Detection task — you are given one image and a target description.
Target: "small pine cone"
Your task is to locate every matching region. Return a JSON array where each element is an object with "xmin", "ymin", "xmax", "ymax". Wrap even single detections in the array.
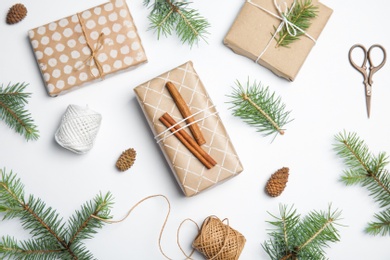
[
  {"xmin": 116, "ymin": 148, "xmax": 136, "ymax": 172},
  {"xmin": 265, "ymin": 167, "xmax": 289, "ymax": 197},
  {"xmin": 6, "ymin": 4, "xmax": 28, "ymax": 24}
]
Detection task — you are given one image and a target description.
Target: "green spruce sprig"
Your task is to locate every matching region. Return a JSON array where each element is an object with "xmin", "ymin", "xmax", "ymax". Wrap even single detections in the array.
[
  {"xmin": 0, "ymin": 168, "xmax": 113, "ymax": 259},
  {"xmin": 227, "ymin": 80, "xmax": 292, "ymax": 138},
  {"xmin": 0, "ymin": 82, "xmax": 39, "ymax": 141},
  {"xmin": 262, "ymin": 204, "xmax": 343, "ymax": 260},
  {"xmin": 334, "ymin": 131, "xmax": 390, "ymax": 236},
  {"xmin": 275, "ymin": 0, "xmax": 318, "ymax": 47},
  {"xmin": 143, "ymin": 0, "xmax": 210, "ymax": 47}
]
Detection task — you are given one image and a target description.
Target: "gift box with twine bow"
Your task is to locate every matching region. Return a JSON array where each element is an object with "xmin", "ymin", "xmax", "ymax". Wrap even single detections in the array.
[
  {"xmin": 134, "ymin": 61, "xmax": 243, "ymax": 197},
  {"xmin": 28, "ymin": 0, "xmax": 147, "ymax": 96},
  {"xmin": 224, "ymin": 0, "xmax": 333, "ymax": 81}
]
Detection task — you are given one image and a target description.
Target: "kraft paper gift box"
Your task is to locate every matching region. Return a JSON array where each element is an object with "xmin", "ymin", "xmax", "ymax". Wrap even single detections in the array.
[
  {"xmin": 224, "ymin": 0, "xmax": 333, "ymax": 81},
  {"xmin": 134, "ymin": 61, "xmax": 243, "ymax": 197},
  {"xmin": 28, "ymin": 0, "xmax": 147, "ymax": 96}
]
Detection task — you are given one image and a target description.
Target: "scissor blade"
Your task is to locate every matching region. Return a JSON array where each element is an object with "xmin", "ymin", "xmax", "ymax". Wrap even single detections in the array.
[{"xmin": 366, "ymin": 95, "xmax": 371, "ymax": 118}]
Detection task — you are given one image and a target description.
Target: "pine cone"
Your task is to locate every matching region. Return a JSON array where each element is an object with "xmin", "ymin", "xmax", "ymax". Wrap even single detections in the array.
[
  {"xmin": 265, "ymin": 167, "xmax": 289, "ymax": 197},
  {"xmin": 6, "ymin": 3, "xmax": 27, "ymax": 24},
  {"xmin": 116, "ymin": 148, "xmax": 136, "ymax": 172}
]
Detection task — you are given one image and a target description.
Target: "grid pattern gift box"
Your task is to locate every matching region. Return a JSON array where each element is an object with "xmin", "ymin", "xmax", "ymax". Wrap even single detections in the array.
[
  {"xmin": 134, "ymin": 61, "xmax": 243, "ymax": 197},
  {"xmin": 28, "ymin": 0, "xmax": 147, "ymax": 96},
  {"xmin": 224, "ymin": 0, "xmax": 333, "ymax": 81}
]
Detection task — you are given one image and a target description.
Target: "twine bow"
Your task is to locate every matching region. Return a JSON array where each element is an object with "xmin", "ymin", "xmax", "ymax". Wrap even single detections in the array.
[
  {"xmin": 246, "ymin": 0, "xmax": 316, "ymax": 62},
  {"xmin": 75, "ymin": 13, "xmax": 107, "ymax": 79},
  {"xmin": 274, "ymin": 0, "xmax": 313, "ymax": 40}
]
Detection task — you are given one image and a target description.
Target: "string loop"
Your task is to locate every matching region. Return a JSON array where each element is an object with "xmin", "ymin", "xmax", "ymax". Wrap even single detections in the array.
[{"xmin": 92, "ymin": 195, "xmax": 199, "ymax": 259}]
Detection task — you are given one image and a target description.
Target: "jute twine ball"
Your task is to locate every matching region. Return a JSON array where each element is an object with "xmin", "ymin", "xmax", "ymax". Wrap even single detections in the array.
[
  {"xmin": 55, "ymin": 105, "xmax": 102, "ymax": 154},
  {"xmin": 192, "ymin": 216, "xmax": 246, "ymax": 260}
]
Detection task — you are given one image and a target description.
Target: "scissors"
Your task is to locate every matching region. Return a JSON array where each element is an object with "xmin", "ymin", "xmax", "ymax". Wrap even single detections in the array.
[{"xmin": 348, "ymin": 44, "xmax": 387, "ymax": 118}]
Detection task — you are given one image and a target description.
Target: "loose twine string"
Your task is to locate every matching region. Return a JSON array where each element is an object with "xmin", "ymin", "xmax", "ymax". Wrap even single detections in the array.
[
  {"xmin": 155, "ymin": 105, "xmax": 218, "ymax": 144},
  {"xmin": 91, "ymin": 195, "xmax": 197, "ymax": 259},
  {"xmin": 75, "ymin": 13, "xmax": 107, "ymax": 79},
  {"xmin": 91, "ymin": 195, "xmax": 246, "ymax": 260},
  {"xmin": 246, "ymin": 0, "xmax": 317, "ymax": 63}
]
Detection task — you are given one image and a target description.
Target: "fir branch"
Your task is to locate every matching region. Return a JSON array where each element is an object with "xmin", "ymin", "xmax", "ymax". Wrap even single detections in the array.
[
  {"xmin": 295, "ymin": 205, "xmax": 342, "ymax": 252},
  {"xmin": 67, "ymin": 192, "xmax": 113, "ymax": 246},
  {"xmin": 366, "ymin": 208, "xmax": 390, "ymax": 236},
  {"xmin": 262, "ymin": 204, "xmax": 342, "ymax": 260},
  {"xmin": 262, "ymin": 205, "xmax": 300, "ymax": 259},
  {"xmin": 366, "ymin": 169, "xmax": 390, "ymax": 208},
  {"xmin": 0, "ymin": 82, "xmax": 39, "ymax": 141},
  {"xmin": 275, "ymin": 0, "xmax": 318, "ymax": 47},
  {"xmin": 226, "ymin": 79, "xmax": 292, "ymax": 138},
  {"xmin": 334, "ymin": 131, "xmax": 376, "ymax": 175},
  {"xmin": 334, "ymin": 132, "xmax": 390, "ymax": 207},
  {"xmin": 0, "ymin": 82, "xmax": 30, "ymax": 105},
  {"xmin": 0, "ymin": 169, "xmax": 75, "ymax": 258},
  {"xmin": 144, "ymin": 0, "xmax": 209, "ymax": 47},
  {"xmin": 0, "ymin": 169, "xmax": 114, "ymax": 259},
  {"xmin": 334, "ymin": 131, "xmax": 390, "ymax": 236},
  {"xmin": 0, "ymin": 236, "xmax": 64, "ymax": 260}
]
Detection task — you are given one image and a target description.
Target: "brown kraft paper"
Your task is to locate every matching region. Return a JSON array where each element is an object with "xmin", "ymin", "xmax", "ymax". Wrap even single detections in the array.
[
  {"xmin": 28, "ymin": 0, "xmax": 147, "ymax": 96},
  {"xmin": 134, "ymin": 61, "xmax": 243, "ymax": 197},
  {"xmin": 224, "ymin": 0, "xmax": 333, "ymax": 81}
]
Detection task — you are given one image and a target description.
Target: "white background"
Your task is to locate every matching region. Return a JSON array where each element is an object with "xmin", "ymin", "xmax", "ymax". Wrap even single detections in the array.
[{"xmin": 1, "ymin": 0, "xmax": 390, "ymax": 259}]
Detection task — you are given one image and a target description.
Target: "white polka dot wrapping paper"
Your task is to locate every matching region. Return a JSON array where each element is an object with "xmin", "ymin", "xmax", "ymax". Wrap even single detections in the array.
[
  {"xmin": 134, "ymin": 61, "xmax": 244, "ymax": 197},
  {"xmin": 28, "ymin": 0, "xmax": 147, "ymax": 96}
]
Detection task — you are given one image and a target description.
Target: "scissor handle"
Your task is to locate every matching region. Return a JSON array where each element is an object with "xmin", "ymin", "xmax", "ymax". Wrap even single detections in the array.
[
  {"xmin": 349, "ymin": 44, "xmax": 368, "ymax": 79},
  {"xmin": 349, "ymin": 44, "xmax": 370, "ymax": 86},
  {"xmin": 367, "ymin": 44, "xmax": 387, "ymax": 85}
]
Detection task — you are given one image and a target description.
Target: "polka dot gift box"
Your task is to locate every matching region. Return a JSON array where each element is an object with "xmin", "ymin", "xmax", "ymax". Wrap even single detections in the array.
[{"xmin": 28, "ymin": 0, "xmax": 147, "ymax": 96}]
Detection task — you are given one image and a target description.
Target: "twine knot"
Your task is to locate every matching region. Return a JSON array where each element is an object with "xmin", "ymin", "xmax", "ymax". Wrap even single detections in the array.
[
  {"xmin": 85, "ymin": 32, "xmax": 106, "ymax": 78},
  {"xmin": 275, "ymin": 0, "xmax": 299, "ymax": 37},
  {"xmin": 75, "ymin": 13, "xmax": 108, "ymax": 79},
  {"xmin": 192, "ymin": 216, "xmax": 246, "ymax": 260}
]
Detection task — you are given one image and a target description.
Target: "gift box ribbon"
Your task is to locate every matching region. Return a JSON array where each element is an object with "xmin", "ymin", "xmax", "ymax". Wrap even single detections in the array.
[
  {"xmin": 75, "ymin": 13, "xmax": 108, "ymax": 79},
  {"xmin": 155, "ymin": 105, "xmax": 218, "ymax": 143},
  {"xmin": 246, "ymin": 0, "xmax": 317, "ymax": 63}
]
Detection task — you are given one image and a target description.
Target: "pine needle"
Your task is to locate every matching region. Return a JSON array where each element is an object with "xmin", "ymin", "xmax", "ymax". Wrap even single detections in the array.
[
  {"xmin": 275, "ymin": 0, "xmax": 318, "ymax": 47},
  {"xmin": 334, "ymin": 131, "xmax": 390, "ymax": 236},
  {"xmin": 144, "ymin": 0, "xmax": 210, "ymax": 47},
  {"xmin": 226, "ymin": 79, "xmax": 292, "ymax": 139},
  {"xmin": 0, "ymin": 82, "xmax": 39, "ymax": 141}
]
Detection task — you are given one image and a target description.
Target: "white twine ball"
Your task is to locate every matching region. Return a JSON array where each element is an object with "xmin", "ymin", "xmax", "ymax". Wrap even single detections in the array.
[{"xmin": 55, "ymin": 104, "xmax": 102, "ymax": 154}]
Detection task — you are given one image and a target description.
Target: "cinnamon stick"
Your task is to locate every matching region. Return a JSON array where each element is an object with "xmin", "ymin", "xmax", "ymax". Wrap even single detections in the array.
[
  {"xmin": 165, "ymin": 81, "xmax": 206, "ymax": 145},
  {"xmin": 159, "ymin": 112, "xmax": 217, "ymax": 169}
]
